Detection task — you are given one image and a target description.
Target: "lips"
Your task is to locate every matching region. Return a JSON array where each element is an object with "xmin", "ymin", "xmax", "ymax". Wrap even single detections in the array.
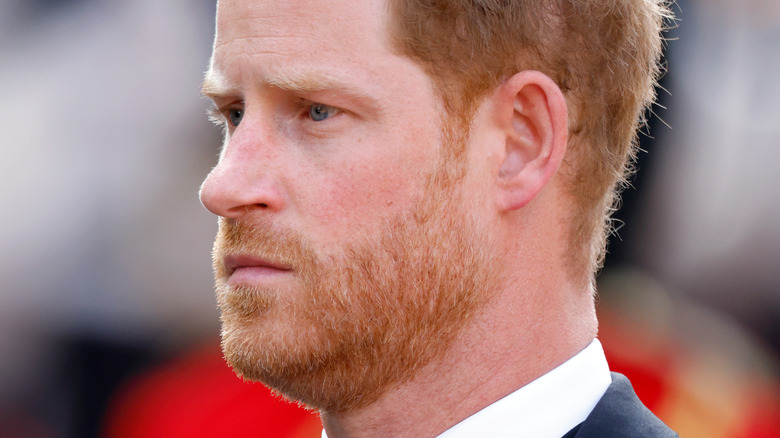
[{"xmin": 223, "ymin": 254, "xmax": 293, "ymax": 283}]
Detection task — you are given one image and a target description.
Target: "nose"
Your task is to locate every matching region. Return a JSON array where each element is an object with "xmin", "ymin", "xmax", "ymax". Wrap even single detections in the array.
[{"xmin": 199, "ymin": 130, "xmax": 285, "ymax": 219}]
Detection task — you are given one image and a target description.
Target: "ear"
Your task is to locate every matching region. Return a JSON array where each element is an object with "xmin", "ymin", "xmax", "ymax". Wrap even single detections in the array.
[{"xmin": 492, "ymin": 71, "xmax": 568, "ymax": 212}]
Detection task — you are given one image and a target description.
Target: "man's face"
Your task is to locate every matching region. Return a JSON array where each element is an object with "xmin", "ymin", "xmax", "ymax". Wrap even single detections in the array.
[{"xmin": 200, "ymin": 0, "xmax": 498, "ymax": 411}]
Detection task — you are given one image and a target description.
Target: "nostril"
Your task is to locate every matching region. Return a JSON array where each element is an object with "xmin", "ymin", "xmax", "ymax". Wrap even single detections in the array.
[{"xmin": 241, "ymin": 203, "xmax": 269, "ymax": 213}]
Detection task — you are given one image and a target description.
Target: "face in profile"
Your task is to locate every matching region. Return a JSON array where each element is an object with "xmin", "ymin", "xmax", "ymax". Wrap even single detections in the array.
[{"xmin": 202, "ymin": 0, "xmax": 500, "ymax": 411}]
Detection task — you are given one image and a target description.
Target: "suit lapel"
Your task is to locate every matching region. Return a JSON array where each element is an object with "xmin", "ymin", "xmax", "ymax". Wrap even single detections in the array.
[{"xmin": 563, "ymin": 373, "xmax": 678, "ymax": 438}]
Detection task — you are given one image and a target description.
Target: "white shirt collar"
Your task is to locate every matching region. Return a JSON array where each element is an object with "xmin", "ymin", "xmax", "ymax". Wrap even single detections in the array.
[
  {"xmin": 438, "ymin": 338, "xmax": 611, "ymax": 438},
  {"xmin": 322, "ymin": 339, "xmax": 611, "ymax": 438}
]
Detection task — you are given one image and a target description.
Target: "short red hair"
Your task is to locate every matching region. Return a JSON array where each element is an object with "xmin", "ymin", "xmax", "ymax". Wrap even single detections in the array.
[{"xmin": 389, "ymin": 0, "xmax": 671, "ymax": 278}]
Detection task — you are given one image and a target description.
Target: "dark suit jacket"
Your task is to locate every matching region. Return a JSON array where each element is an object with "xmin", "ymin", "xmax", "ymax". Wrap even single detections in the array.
[{"xmin": 562, "ymin": 373, "xmax": 678, "ymax": 438}]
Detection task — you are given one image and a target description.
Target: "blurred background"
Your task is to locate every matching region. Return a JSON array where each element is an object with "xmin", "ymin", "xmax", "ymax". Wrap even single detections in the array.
[{"xmin": 0, "ymin": 1, "xmax": 777, "ymax": 437}]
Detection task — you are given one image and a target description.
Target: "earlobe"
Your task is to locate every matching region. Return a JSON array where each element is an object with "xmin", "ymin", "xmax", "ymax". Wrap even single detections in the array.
[{"xmin": 494, "ymin": 71, "xmax": 568, "ymax": 212}]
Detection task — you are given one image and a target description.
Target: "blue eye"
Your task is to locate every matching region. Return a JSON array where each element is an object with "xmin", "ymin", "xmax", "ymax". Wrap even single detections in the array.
[
  {"xmin": 309, "ymin": 103, "xmax": 336, "ymax": 122},
  {"xmin": 228, "ymin": 108, "xmax": 244, "ymax": 127}
]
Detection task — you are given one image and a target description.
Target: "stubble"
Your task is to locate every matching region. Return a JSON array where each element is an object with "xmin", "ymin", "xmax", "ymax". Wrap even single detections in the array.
[{"xmin": 212, "ymin": 132, "xmax": 498, "ymax": 412}]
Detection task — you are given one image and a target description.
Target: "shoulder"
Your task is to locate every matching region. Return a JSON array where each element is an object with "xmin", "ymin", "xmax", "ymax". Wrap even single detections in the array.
[{"xmin": 568, "ymin": 373, "xmax": 678, "ymax": 438}]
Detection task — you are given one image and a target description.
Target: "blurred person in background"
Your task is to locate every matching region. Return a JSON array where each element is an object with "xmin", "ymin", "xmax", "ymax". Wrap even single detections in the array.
[{"xmin": 198, "ymin": 0, "xmax": 675, "ymax": 437}]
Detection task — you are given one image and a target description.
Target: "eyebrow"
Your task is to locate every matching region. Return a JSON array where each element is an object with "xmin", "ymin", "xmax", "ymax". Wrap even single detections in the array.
[
  {"xmin": 201, "ymin": 69, "xmax": 237, "ymax": 99},
  {"xmin": 202, "ymin": 67, "xmax": 381, "ymax": 114},
  {"xmin": 266, "ymin": 71, "xmax": 357, "ymax": 94}
]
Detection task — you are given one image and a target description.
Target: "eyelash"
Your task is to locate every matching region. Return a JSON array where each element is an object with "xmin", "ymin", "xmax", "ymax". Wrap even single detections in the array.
[
  {"xmin": 206, "ymin": 100, "xmax": 342, "ymax": 133},
  {"xmin": 207, "ymin": 106, "xmax": 229, "ymax": 136},
  {"xmin": 207, "ymin": 106, "xmax": 224, "ymax": 125},
  {"xmin": 207, "ymin": 105, "xmax": 244, "ymax": 134}
]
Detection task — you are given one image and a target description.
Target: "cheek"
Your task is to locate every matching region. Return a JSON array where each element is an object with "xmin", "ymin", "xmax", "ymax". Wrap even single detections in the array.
[
  {"xmin": 320, "ymin": 164, "xmax": 416, "ymax": 227},
  {"xmin": 291, "ymin": 104, "xmax": 443, "ymax": 247},
  {"xmin": 295, "ymin": 152, "xmax": 429, "ymax": 248}
]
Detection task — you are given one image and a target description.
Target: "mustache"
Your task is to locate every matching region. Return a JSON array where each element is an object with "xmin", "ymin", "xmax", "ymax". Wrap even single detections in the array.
[{"xmin": 213, "ymin": 218, "xmax": 316, "ymax": 279}]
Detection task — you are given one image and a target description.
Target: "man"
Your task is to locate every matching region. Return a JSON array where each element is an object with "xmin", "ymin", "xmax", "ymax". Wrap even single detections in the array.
[{"xmin": 199, "ymin": 0, "xmax": 677, "ymax": 436}]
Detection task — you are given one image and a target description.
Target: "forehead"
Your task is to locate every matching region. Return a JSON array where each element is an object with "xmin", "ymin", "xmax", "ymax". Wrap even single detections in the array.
[
  {"xmin": 216, "ymin": 0, "xmax": 387, "ymax": 43},
  {"xmin": 212, "ymin": 0, "xmax": 395, "ymax": 85}
]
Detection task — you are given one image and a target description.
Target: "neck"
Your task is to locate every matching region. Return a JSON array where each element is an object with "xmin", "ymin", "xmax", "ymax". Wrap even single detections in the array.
[
  {"xmin": 322, "ymin": 186, "xmax": 598, "ymax": 437},
  {"xmin": 320, "ymin": 277, "xmax": 597, "ymax": 438}
]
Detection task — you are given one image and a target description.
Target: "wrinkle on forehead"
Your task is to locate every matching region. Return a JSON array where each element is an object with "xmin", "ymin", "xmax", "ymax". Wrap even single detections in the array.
[{"xmin": 215, "ymin": 0, "xmax": 390, "ymax": 50}]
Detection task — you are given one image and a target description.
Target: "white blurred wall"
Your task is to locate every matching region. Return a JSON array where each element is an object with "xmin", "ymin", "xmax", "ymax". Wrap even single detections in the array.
[{"xmin": 0, "ymin": 0, "xmax": 222, "ymax": 400}]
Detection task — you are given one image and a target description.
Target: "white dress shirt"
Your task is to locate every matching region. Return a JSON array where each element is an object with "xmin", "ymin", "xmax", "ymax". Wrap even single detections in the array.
[{"xmin": 322, "ymin": 339, "xmax": 611, "ymax": 438}]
